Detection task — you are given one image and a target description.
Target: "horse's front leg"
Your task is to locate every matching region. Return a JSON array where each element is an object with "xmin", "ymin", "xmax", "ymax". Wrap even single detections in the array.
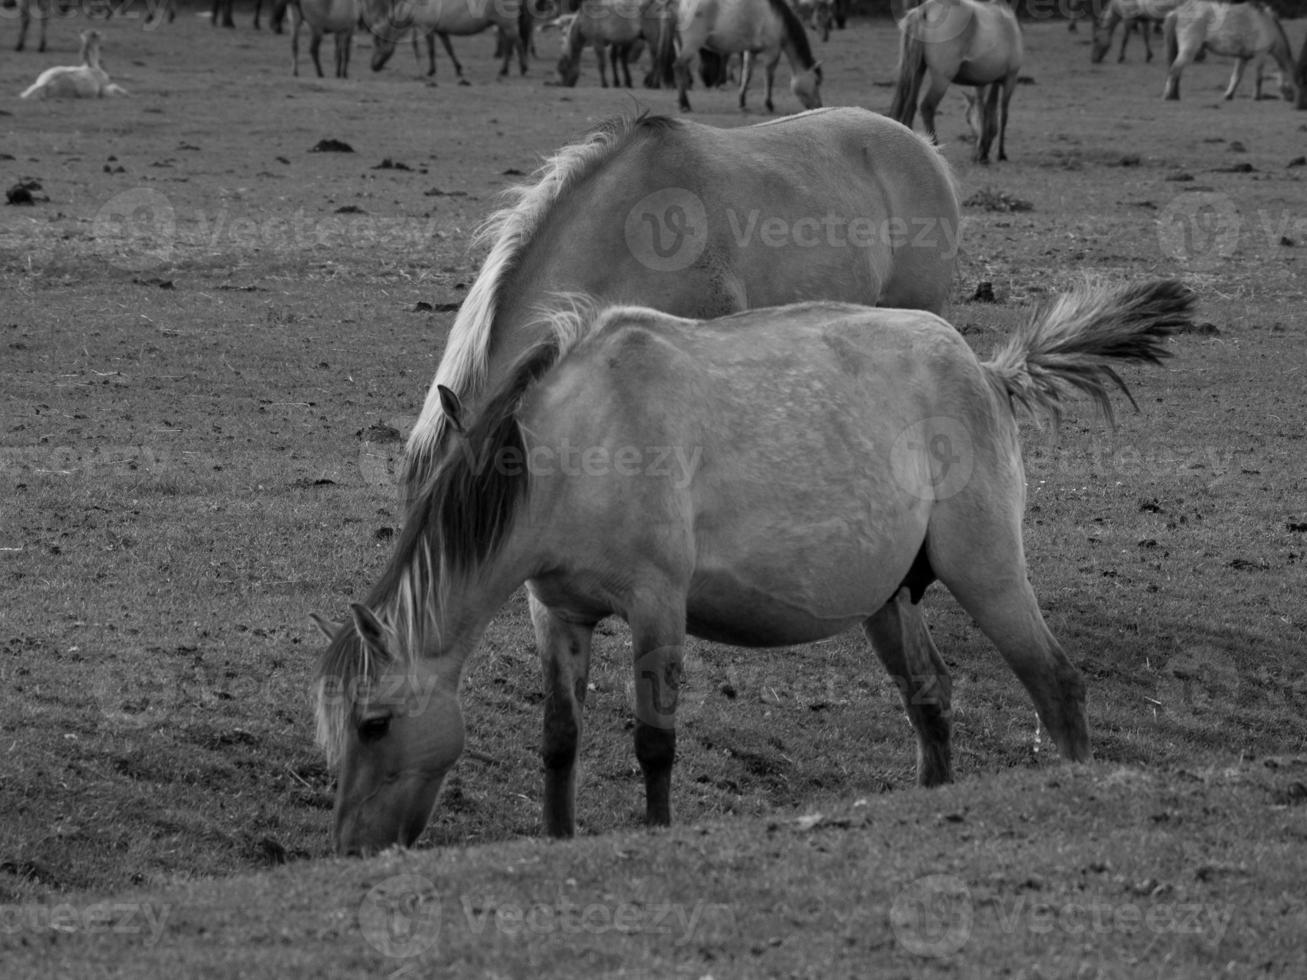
[
  {"xmin": 762, "ymin": 54, "xmax": 780, "ymax": 113},
  {"xmin": 864, "ymin": 588, "xmax": 953, "ymax": 787},
  {"xmin": 629, "ymin": 601, "xmax": 686, "ymax": 827},
  {"xmin": 997, "ymin": 74, "xmax": 1017, "ymax": 162},
  {"xmin": 309, "ymin": 30, "xmax": 326, "ymax": 78},
  {"xmin": 1117, "ymin": 20, "xmax": 1129, "ymax": 62},
  {"xmin": 532, "ymin": 594, "xmax": 596, "ymax": 838},
  {"xmin": 1142, "ymin": 19, "xmax": 1153, "ymax": 61},
  {"xmin": 674, "ymin": 51, "xmax": 694, "ymax": 111},
  {"xmin": 1163, "ymin": 41, "xmax": 1196, "ymax": 99},
  {"xmin": 596, "ymin": 43, "xmax": 610, "ymax": 87},
  {"xmin": 738, "ymin": 51, "xmax": 754, "ymax": 110},
  {"xmin": 1224, "ymin": 56, "xmax": 1247, "ymax": 100}
]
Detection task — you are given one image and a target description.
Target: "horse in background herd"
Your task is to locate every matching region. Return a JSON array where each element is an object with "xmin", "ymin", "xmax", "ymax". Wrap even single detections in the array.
[
  {"xmin": 1091, "ymin": 0, "xmax": 1178, "ymax": 63},
  {"xmin": 551, "ymin": 0, "xmax": 674, "ymax": 89},
  {"xmin": 19, "ymin": 27, "xmax": 129, "ymax": 96},
  {"xmin": 888, "ymin": 0, "xmax": 1023, "ymax": 163},
  {"xmin": 363, "ymin": 0, "xmax": 532, "ymax": 79},
  {"xmin": 673, "ymin": 0, "xmax": 822, "ymax": 112},
  {"xmin": 1162, "ymin": 0, "xmax": 1297, "ymax": 102}
]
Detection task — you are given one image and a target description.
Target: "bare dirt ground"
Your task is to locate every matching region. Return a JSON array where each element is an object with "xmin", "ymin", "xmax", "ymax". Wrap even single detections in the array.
[{"xmin": 1, "ymin": 4, "xmax": 1306, "ymax": 976}]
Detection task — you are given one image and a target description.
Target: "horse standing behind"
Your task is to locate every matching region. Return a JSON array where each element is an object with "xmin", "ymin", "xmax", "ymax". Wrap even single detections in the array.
[
  {"xmin": 313, "ymin": 278, "xmax": 1195, "ymax": 856},
  {"xmin": 1091, "ymin": 0, "xmax": 1179, "ymax": 63},
  {"xmin": 1162, "ymin": 0, "xmax": 1297, "ymax": 101},
  {"xmin": 888, "ymin": 0, "xmax": 1023, "ymax": 163},
  {"xmin": 674, "ymin": 0, "xmax": 822, "ymax": 112},
  {"xmin": 363, "ymin": 0, "xmax": 530, "ymax": 79},
  {"xmin": 20, "ymin": 29, "xmax": 129, "ymax": 98}
]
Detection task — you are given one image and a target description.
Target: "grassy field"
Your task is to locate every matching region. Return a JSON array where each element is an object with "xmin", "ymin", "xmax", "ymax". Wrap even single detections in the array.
[{"xmin": 1, "ymin": 3, "xmax": 1306, "ymax": 976}]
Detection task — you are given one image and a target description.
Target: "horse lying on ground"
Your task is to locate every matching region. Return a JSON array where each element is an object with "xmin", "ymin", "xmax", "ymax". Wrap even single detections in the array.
[
  {"xmin": 20, "ymin": 29, "xmax": 129, "ymax": 98},
  {"xmin": 313, "ymin": 278, "xmax": 1196, "ymax": 855},
  {"xmin": 1162, "ymin": 0, "xmax": 1297, "ymax": 101}
]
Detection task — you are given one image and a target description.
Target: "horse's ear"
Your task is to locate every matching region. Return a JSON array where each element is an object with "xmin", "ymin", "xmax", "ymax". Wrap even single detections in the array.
[
  {"xmin": 349, "ymin": 603, "xmax": 390, "ymax": 657},
  {"xmin": 438, "ymin": 385, "xmax": 466, "ymax": 434},
  {"xmin": 310, "ymin": 613, "xmax": 343, "ymax": 641}
]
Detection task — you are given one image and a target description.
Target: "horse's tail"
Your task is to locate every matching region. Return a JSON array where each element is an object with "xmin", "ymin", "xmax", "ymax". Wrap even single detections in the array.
[
  {"xmin": 982, "ymin": 280, "xmax": 1194, "ymax": 427},
  {"xmin": 888, "ymin": 14, "xmax": 926, "ymax": 127},
  {"xmin": 1164, "ymin": 8, "xmax": 1177, "ymax": 66}
]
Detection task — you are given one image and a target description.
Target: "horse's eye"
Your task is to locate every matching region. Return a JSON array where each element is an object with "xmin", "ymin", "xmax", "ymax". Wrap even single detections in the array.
[{"xmin": 358, "ymin": 716, "xmax": 391, "ymax": 742}]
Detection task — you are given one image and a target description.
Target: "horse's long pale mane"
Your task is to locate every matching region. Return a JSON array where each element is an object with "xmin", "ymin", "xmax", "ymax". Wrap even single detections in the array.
[
  {"xmin": 766, "ymin": 0, "xmax": 818, "ymax": 69},
  {"xmin": 314, "ymin": 300, "xmax": 601, "ymax": 766},
  {"xmin": 401, "ymin": 113, "xmax": 680, "ymax": 504}
]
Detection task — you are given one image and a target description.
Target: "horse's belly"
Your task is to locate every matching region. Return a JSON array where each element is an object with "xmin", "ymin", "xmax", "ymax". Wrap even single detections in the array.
[{"xmin": 685, "ymin": 549, "xmax": 913, "ymax": 647}]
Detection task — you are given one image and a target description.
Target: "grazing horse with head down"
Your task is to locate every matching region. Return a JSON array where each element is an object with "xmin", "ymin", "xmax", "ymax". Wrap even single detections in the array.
[
  {"xmin": 308, "ymin": 106, "xmax": 969, "ymax": 854},
  {"xmin": 673, "ymin": 0, "xmax": 823, "ymax": 112},
  {"xmin": 1162, "ymin": 0, "xmax": 1297, "ymax": 102},
  {"xmin": 1091, "ymin": 0, "xmax": 1179, "ymax": 63},
  {"xmin": 312, "ymin": 277, "xmax": 1194, "ymax": 855},
  {"xmin": 363, "ymin": 0, "xmax": 531, "ymax": 79}
]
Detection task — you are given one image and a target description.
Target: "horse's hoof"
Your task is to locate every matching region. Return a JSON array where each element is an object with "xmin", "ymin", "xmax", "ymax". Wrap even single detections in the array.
[{"xmin": 458, "ymin": 78, "xmax": 471, "ymax": 87}]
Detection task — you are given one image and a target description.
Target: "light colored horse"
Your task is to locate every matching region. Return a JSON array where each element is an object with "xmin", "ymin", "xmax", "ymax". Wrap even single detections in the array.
[
  {"xmin": 674, "ymin": 0, "xmax": 822, "ymax": 113},
  {"xmin": 1091, "ymin": 0, "xmax": 1179, "ymax": 63},
  {"xmin": 364, "ymin": 0, "xmax": 530, "ymax": 79},
  {"xmin": 20, "ymin": 29, "xmax": 129, "ymax": 98},
  {"xmin": 313, "ymin": 278, "xmax": 1194, "ymax": 855},
  {"xmin": 1162, "ymin": 0, "xmax": 1297, "ymax": 102},
  {"xmin": 290, "ymin": 0, "xmax": 361, "ymax": 77},
  {"xmin": 888, "ymin": 0, "xmax": 1023, "ymax": 163},
  {"xmin": 553, "ymin": 0, "xmax": 669, "ymax": 88}
]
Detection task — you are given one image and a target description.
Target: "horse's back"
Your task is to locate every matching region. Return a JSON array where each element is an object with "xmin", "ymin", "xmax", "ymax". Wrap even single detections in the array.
[
  {"xmin": 522, "ymin": 303, "xmax": 995, "ymax": 634},
  {"xmin": 627, "ymin": 109, "xmax": 959, "ymax": 311}
]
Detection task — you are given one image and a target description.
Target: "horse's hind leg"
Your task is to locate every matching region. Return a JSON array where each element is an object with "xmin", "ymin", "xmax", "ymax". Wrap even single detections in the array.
[
  {"xmin": 997, "ymin": 73, "xmax": 1018, "ymax": 162},
  {"xmin": 310, "ymin": 31, "xmax": 326, "ymax": 78},
  {"xmin": 531, "ymin": 593, "xmax": 596, "ymax": 838},
  {"xmin": 1223, "ymin": 56, "xmax": 1248, "ymax": 99},
  {"xmin": 627, "ymin": 597, "xmax": 687, "ymax": 827},
  {"xmin": 863, "ymin": 589, "xmax": 952, "ymax": 787},
  {"xmin": 438, "ymin": 34, "xmax": 467, "ymax": 84},
  {"xmin": 930, "ymin": 493, "xmax": 1090, "ymax": 762},
  {"xmin": 1142, "ymin": 20, "xmax": 1154, "ymax": 62},
  {"xmin": 918, "ymin": 73, "xmax": 951, "ymax": 145}
]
